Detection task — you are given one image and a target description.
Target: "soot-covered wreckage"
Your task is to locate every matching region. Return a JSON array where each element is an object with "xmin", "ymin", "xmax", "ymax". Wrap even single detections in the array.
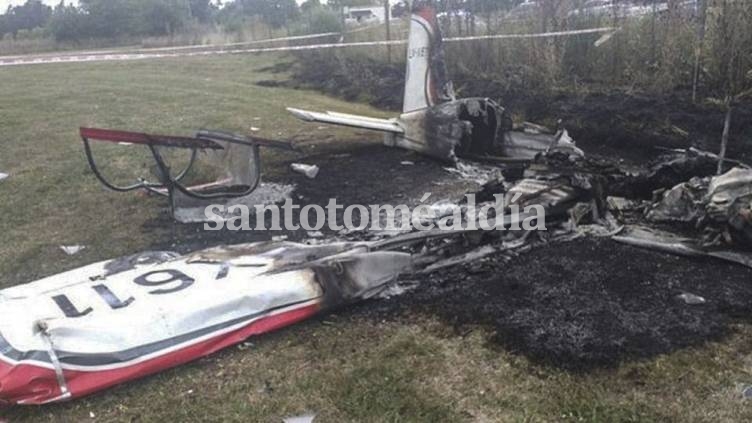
[
  {"xmin": 77, "ymin": 0, "xmax": 585, "ymax": 224},
  {"xmin": 2, "ymin": 0, "xmax": 751, "ymax": 406}
]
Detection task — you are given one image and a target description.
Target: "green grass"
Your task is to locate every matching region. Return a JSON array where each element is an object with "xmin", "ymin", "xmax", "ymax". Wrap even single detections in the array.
[
  {"xmin": 0, "ymin": 53, "xmax": 389, "ymax": 287},
  {"xmin": 2, "ymin": 54, "xmax": 752, "ymax": 422}
]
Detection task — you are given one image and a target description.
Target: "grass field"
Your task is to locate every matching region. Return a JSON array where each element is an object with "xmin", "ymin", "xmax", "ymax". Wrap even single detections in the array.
[
  {"xmin": 1, "ymin": 54, "xmax": 752, "ymax": 422},
  {"xmin": 0, "ymin": 53, "xmax": 388, "ymax": 287}
]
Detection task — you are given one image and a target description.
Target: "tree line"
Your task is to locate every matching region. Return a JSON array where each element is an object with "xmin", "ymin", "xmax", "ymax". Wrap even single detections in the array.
[
  {"xmin": 0, "ymin": 0, "xmax": 389, "ymax": 42},
  {"xmin": 0, "ymin": 0, "xmax": 523, "ymax": 43}
]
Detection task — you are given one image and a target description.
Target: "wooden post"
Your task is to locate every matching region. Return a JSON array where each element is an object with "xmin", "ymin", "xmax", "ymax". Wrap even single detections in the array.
[
  {"xmin": 650, "ymin": 0, "xmax": 657, "ymax": 65},
  {"xmin": 718, "ymin": 97, "xmax": 733, "ymax": 175},
  {"xmin": 611, "ymin": 0, "xmax": 619, "ymax": 81},
  {"xmin": 692, "ymin": 0, "xmax": 708, "ymax": 103},
  {"xmin": 341, "ymin": 6, "xmax": 346, "ymax": 38},
  {"xmin": 384, "ymin": 0, "xmax": 392, "ymax": 64}
]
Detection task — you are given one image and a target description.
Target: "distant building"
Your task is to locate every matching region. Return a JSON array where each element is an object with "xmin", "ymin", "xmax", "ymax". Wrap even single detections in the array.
[{"xmin": 344, "ymin": 5, "xmax": 391, "ymax": 25}]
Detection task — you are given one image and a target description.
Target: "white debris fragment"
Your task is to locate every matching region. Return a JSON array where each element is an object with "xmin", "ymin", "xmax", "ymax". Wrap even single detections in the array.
[
  {"xmin": 272, "ymin": 235, "xmax": 289, "ymax": 242},
  {"xmin": 377, "ymin": 280, "xmax": 420, "ymax": 298},
  {"xmin": 238, "ymin": 341, "xmax": 255, "ymax": 351},
  {"xmin": 556, "ymin": 129, "xmax": 574, "ymax": 146},
  {"xmin": 676, "ymin": 292, "xmax": 707, "ymax": 305},
  {"xmin": 743, "ymin": 386, "xmax": 752, "ymax": 399},
  {"xmin": 444, "ymin": 161, "xmax": 502, "ymax": 186},
  {"xmin": 401, "ymin": 161, "xmax": 415, "ymax": 166},
  {"xmin": 0, "ymin": 173, "xmax": 7, "ymax": 181},
  {"xmin": 291, "ymin": 163, "xmax": 320, "ymax": 179},
  {"xmin": 521, "ymin": 121, "xmax": 551, "ymax": 134},
  {"xmin": 60, "ymin": 245, "xmax": 86, "ymax": 256},
  {"xmin": 594, "ymin": 31, "xmax": 616, "ymax": 47},
  {"xmin": 283, "ymin": 414, "xmax": 316, "ymax": 423},
  {"xmin": 307, "ymin": 231, "xmax": 324, "ymax": 238},
  {"xmin": 607, "ymin": 196, "xmax": 644, "ymax": 212},
  {"xmin": 89, "ymin": 411, "xmax": 96, "ymax": 419},
  {"xmin": 421, "ymin": 245, "xmax": 498, "ymax": 274},
  {"xmin": 430, "ymin": 200, "xmax": 460, "ymax": 219},
  {"xmin": 250, "ymin": 127, "xmax": 261, "ymax": 132}
]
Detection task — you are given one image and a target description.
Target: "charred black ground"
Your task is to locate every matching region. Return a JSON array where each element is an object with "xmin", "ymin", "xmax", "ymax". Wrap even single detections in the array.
[
  {"xmin": 146, "ymin": 136, "xmax": 752, "ymax": 373},
  {"xmin": 147, "ymin": 144, "xmax": 477, "ymax": 253},
  {"xmin": 140, "ymin": 62, "xmax": 752, "ymax": 373},
  {"xmin": 359, "ymin": 238, "xmax": 752, "ymax": 371}
]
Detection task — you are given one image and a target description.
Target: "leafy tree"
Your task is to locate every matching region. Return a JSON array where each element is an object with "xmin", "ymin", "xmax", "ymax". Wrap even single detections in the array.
[
  {"xmin": 188, "ymin": 0, "xmax": 214, "ymax": 23},
  {"xmin": 0, "ymin": 10, "xmax": 7, "ymax": 37},
  {"xmin": 1, "ymin": 0, "xmax": 52, "ymax": 37},
  {"xmin": 328, "ymin": 0, "xmax": 378, "ymax": 8},
  {"xmin": 49, "ymin": 0, "xmax": 88, "ymax": 41},
  {"xmin": 300, "ymin": 0, "xmax": 322, "ymax": 14},
  {"xmin": 136, "ymin": 0, "xmax": 192, "ymax": 36},
  {"xmin": 391, "ymin": 1, "xmax": 408, "ymax": 18},
  {"xmin": 218, "ymin": 0, "xmax": 299, "ymax": 30},
  {"xmin": 308, "ymin": 6, "xmax": 343, "ymax": 33},
  {"xmin": 79, "ymin": 0, "xmax": 139, "ymax": 38},
  {"xmin": 74, "ymin": 0, "xmax": 194, "ymax": 38},
  {"xmin": 263, "ymin": 0, "xmax": 300, "ymax": 28}
]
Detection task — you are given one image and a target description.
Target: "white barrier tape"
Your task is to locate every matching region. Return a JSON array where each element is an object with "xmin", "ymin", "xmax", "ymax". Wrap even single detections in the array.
[
  {"xmin": 128, "ymin": 30, "xmax": 344, "ymax": 53},
  {"xmin": 0, "ymin": 40, "xmax": 405, "ymax": 67},
  {"xmin": 444, "ymin": 27, "xmax": 617, "ymax": 42},
  {"xmin": 0, "ymin": 24, "xmax": 387, "ymax": 63},
  {"xmin": 0, "ymin": 31, "xmax": 344, "ymax": 63},
  {"xmin": 137, "ymin": 23, "xmax": 384, "ymax": 53},
  {"xmin": 158, "ymin": 21, "xmax": 383, "ymax": 51},
  {"xmin": 0, "ymin": 27, "xmax": 617, "ymax": 68}
]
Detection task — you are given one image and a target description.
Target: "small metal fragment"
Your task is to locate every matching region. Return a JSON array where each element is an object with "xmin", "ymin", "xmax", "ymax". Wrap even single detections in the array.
[
  {"xmin": 291, "ymin": 163, "xmax": 320, "ymax": 179},
  {"xmin": 676, "ymin": 292, "xmax": 707, "ymax": 305},
  {"xmin": 60, "ymin": 245, "xmax": 86, "ymax": 256}
]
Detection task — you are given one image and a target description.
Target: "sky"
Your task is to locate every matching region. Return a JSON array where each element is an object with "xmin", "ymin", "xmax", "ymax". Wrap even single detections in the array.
[
  {"xmin": 0, "ymin": 0, "xmax": 320, "ymax": 10},
  {"xmin": 1, "ymin": 0, "xmax": 76, "ymax": 9}
]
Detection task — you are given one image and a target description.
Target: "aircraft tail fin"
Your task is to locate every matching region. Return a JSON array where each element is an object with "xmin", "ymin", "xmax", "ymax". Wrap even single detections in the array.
[{"xmin": 403, "ymin": 0, "xmax": 455, "ymax": 113}]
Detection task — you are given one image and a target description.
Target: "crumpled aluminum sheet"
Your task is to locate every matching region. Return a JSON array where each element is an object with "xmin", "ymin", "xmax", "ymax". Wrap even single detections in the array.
[{"xmin": 0, "ymin": 241, "xmax": 411, "ymax": 405}]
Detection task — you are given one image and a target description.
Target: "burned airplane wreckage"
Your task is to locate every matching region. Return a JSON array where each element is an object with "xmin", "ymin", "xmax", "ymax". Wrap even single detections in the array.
[
  {"xmin": 76, "ymin": 0, "xmax": 584, "ymax": 223},
  {"xmin": 288, "ymin": 0, "xmax": 583, "ymax": 163},
  {"xmin": 2, "ymin": 142, "xmax": 751, "ymax": 404},
  {"xmin": 3, "ymin": 143, "xmax": 751, "ymax": 405},
  {"xmin": 0, "ymin": 242, "xmax": 412, "ymax": 404},
  {"xmin": 2, "ymin": 0, "xmax": 751, "ymax": 407}
]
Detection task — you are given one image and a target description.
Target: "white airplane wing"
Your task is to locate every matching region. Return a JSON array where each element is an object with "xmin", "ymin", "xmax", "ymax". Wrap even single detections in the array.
[{"xmin": 287, "ymin": 108, "xmax": 404, "ymax": 134}]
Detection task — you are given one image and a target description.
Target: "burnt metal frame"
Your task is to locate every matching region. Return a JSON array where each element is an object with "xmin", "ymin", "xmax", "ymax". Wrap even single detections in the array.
[{"xmin": 80, "ymin": 127, "xmax": 295, "ymax": 202}]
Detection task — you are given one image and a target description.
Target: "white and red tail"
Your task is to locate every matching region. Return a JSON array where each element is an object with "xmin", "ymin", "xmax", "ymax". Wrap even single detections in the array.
[
  {"xmin": 403, "ymin": 0, "xmax": 455, "ymax": 113},
  {"xmin": 288, "ymin": 0, "xmax": 455, "ymax": 130}
]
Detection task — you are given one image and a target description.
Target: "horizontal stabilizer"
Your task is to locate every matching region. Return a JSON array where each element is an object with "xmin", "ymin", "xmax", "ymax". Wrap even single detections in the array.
[{"xmin": 287, "ymin": 108, "xmax": 404, "ymax": 134}]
